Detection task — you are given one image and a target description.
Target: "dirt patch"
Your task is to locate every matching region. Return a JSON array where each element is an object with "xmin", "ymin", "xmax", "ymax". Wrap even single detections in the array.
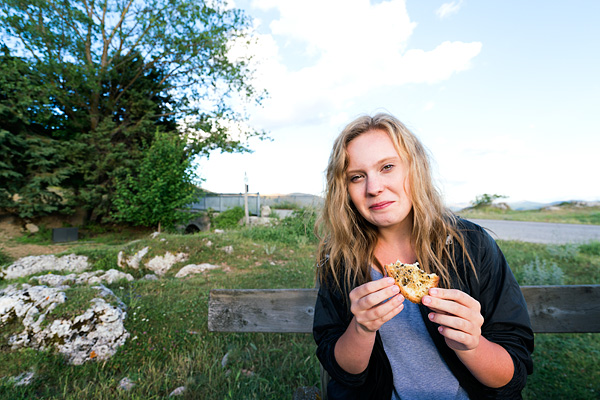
[{"xmin": 0, "ymin": 215, "xmax": 75, "ymax": 260}]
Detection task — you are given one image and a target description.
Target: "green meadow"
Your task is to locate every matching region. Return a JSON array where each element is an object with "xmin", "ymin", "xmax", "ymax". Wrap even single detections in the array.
[{"xmin": 1, "ymin": 207, "xmax": 598, "ymax": 399}]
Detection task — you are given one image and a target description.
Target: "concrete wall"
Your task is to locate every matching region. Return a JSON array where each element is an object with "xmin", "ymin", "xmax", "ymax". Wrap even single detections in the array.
[{"xmin": 189, "ymin": 193, "xmax": 323, "ymax": 215}]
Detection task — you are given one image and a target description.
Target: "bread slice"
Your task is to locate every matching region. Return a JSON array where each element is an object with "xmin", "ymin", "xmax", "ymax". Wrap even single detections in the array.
[{"xmin": 384, "ymin": 261, "xmax": 439, "ymax": 304}]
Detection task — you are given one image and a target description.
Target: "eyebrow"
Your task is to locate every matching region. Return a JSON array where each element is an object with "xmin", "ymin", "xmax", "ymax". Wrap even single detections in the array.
[{"xmin": 346, "ymin": 156, "xmax": 401, "ymax": 174}]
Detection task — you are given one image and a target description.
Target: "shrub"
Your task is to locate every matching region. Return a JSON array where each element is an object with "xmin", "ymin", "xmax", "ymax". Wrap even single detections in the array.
[
  {"xmin": 212, "ymin": 207, "xmax": 245, "ymax": 229},
  {"xmin": 579, "ymin": 241, "xmax": 600, "ymax": 256},
  {"xmin": 520, "ymin": 257, "xmax": 564, "ymax": 285},
  {"xmin": 242, "ymin": 207, "xmax": 318, "ymax": 246}
]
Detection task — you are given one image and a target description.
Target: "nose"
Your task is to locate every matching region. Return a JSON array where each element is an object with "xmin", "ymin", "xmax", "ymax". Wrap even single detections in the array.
[{"xmin": 366, "ymin": 175, "xmax": 383, "ymax": 196}]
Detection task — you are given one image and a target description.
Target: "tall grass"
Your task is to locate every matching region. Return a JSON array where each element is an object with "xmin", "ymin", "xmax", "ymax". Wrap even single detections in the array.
[
  {"xmin": 0, "ymin": 209, "xmax": 598, "ymax": 398},
  {"xmin": 458, "ymin": 205, "xmax": 600, "ymax": 225}
]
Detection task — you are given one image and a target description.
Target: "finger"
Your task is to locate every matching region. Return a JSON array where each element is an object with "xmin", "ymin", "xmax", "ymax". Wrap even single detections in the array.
[
  {"xmin": 356, "ymin": 295, "xmax": 405, "ymax": 332},
  {"xmin": 351, "ymin": 282, "xmax": 400, "ymax": 312},
  {"xmin": 350, "ymin": 277, "xmax": 397, "ymax": 299},
  {"xmin": 437, "ymin": 324, "xmax": 480, "ymax": 351},
  {"xmin": 427, "ymin": 288, "xmax": 481, "ymax": 311},
  {"xmin": 428, "ymin": 312, "xmax": 480, "ymax": 335},
  {"xmin": 352, "ymin": 286, "xmax": 402, "ymax": 317}
]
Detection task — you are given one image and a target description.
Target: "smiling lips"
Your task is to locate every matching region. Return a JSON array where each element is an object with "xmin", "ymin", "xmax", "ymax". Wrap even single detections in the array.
[{"xmin": 369, "ymin": 201, "xmax": 394, "ymax": 210}]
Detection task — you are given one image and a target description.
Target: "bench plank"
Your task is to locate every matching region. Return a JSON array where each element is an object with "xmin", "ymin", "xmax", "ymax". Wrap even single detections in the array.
[
  {"xmin": 208, "ymin": 285, "xmax": 600, "ymax": 334},
  {"xmin": 521, "ymin": 285, "xmax": 600, "ymax": 333},
  {"xmin": 208, "ymin": 289, "xmax": 317, "ymax": 333}
]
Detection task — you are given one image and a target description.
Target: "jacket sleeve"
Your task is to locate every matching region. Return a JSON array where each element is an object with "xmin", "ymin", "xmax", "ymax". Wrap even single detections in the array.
[
  {"xmin": 313, "ymin": 280, "xmax": 369, "ymax": 387},
  {"xmin": 474, "ymin": 224, "xmax": 535, "ymax": 396},
  {"xmin": 313, "ymin": 276, "xmax": 393, "ymax": 399}
]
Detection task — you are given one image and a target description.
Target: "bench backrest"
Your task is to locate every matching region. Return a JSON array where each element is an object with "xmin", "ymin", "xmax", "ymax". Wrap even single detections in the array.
[{"xmin": 208, "ymin": 285, "xmax": 600, "ymax": 334}]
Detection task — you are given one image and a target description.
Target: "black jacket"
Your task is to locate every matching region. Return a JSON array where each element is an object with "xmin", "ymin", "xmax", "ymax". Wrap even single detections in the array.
[{"xmin": 313, "ymin": 219, "xmax": 534, "ymax": 399}]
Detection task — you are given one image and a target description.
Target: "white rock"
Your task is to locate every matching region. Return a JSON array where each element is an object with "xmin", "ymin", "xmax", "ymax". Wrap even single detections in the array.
[
  {"xmin": 221, "ymin": 246, "xmax": 234, "ymax": 254},
  {"xmin": 169, "ymin": 386, "xmax": 186, "ymax": 396},
  {"xmin": 175, "ymin": 263, "xmax": 220, "ymax": 278},
  {"xmin": 118, "ymin": 246, "xmax": 150, "ymax": 269},
  {"xmin": 1, "ymin": 284, "xmax": 129, "ymax": 365},
  {"xmin": 30, "ymin": 273, "xmax": 77, "ymax": 287},
  {"xmin": 10, "ymin": 371, "xmax": 35, "ymax": 386},
  {"xmin": 25, "ymin": 223, "xmax": 39, "ymax": 234},
  {"xmin": 145, "ymin": 252, "xmax": 189, "ymax": 276},
  {"xmin": 119, "ymin": 377, "xmax": 135, "ymax": 391},
  {"xmin": 1, "ymin": 254, "xmax": 89, "ymax": 280}
]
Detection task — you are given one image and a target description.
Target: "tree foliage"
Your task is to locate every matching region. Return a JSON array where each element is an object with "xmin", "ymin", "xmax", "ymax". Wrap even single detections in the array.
[
  {"xmin": 0, "ymin": 0, "xmax": 265, "ymax": 222},
  {"xmin": 112, "ymin": 130, "xmax": 197, "ymax": 229},
  {"xmin": 470, "ymin": 193, "xmax": 508, "ymax": 208}
]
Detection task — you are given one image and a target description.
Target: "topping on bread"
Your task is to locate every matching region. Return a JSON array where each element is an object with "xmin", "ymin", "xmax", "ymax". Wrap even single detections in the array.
[{"xmin": 384, "ymin": 261, "xmax": 439, "ymax": 304}]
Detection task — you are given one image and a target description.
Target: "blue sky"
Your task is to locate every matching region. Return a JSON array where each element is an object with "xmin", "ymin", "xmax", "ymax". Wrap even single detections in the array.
[{"xmin": 196, "ymin": 0, "xmax": 600, "ymax": 206}]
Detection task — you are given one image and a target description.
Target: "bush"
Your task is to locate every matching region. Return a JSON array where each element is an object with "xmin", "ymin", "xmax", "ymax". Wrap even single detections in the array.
[
  {"xmin": 520, "ymin": 257, "xmax": 564, "ymax": 285},
  {"xmin": 579, "ymin": 241, "xmax": 600, "ymax": 256},
  {"xmin": 212, "ymin": 207, "xmax": 245, "ymax": 229},
  {"xmin": 242, "ymin": 207, "xmax": 318, "ymax": 246}
]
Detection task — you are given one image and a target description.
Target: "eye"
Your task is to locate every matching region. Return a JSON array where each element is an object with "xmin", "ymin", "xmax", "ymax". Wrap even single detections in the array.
[
  {"xmin": 382, "ymin": 164, "xmax": 394, "ymax": 172},
  {"xmin": 349, "ymin": 174, "xmax": 364, "ymax": 183}
]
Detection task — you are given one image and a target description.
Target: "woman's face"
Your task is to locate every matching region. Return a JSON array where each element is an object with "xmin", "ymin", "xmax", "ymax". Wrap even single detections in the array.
[{"xmin": 346, "ymin": 129, "xmax": 413, "ymax": 234}]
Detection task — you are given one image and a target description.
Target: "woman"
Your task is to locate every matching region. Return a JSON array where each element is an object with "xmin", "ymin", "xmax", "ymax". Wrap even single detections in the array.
[{"xmin": 313, "ymin": 113, "xmax": 534, "ymax": 399}]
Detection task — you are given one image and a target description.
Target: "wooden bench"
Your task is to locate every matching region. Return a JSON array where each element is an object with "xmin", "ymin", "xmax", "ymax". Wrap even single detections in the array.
[{"xmin": 208, "ymin": 285, "xmax": 600, "ymax": 398}]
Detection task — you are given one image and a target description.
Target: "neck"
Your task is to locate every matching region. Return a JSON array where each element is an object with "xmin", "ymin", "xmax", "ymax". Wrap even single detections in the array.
[{"xmin": 374, "ymin": 223, "xmax": 416, "ymax": 268}]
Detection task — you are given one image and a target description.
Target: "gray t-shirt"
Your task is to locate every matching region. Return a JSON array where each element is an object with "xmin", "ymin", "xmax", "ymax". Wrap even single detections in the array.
[{"xmin": 371, "ymin": 268, "xmax": 469, "ymax": 400}]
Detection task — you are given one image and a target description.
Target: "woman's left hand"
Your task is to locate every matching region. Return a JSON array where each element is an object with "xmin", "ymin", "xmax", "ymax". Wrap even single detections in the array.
[{"xmin": 422, "ymin": 288, "xmax": 484, "ymax": 353}]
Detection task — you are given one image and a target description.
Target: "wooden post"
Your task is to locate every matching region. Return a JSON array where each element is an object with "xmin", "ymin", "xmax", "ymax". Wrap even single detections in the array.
[{"xmin": 244, "ymin": 173, "xmax": 249, "ymax": 225}]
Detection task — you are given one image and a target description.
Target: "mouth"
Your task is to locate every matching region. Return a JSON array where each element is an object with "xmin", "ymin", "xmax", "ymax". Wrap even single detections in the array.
[{"xmin": 369, "ymin": 201, "xmax": 393, "ymax": 210}]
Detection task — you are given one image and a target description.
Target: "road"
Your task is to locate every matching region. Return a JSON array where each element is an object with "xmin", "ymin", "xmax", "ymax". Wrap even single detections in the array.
[{"xmin": 468, "ymin": 219, "xmax": 600, "ymax": 244}]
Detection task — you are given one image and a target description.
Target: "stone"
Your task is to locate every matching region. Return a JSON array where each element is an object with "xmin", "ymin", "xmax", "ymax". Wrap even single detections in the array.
[
  {"xmin": 145, "ymin": 252, "xmax": 189, "ymax": 276},
  {"xmin": 118, "ymin": 377, "xmax": 135, "ymax": 391},
  {"xmin": 220, "ymin": 246, "xmax": 234, "ymax": 254},
  {"xmin": 1, "ymin": 284, "xmax": 129, "ymax": 365},
  {"xmin": 260, "ymin": 205, "xmax": 272, "ymax": 217},
  {"xmin": 1, "ymin": 254, "xmax": 89, "ymax": 280},
  {"xmin": 175, "ymin": 263, "xmax": 219, "ymax": 278},
  {"xmin": 30, "ymin": 269, "xmax": 134, "ymax": 287},
  {"xmin": 25, "ymin": 223, "xmax": 39, "ymax": 234},
  {"xmin": 117, "ymin": 246, "xmax": 150, "ymax": 270},
  {"xmin": 10, "ymin": 371, "xmax": 35, "ymax": 386},
  {"xmin": 169, "ymin": 386, "xmax": 186, "ymax": 396}
]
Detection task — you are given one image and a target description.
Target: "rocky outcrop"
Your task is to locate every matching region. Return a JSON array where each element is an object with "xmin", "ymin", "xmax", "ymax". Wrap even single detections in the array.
[
  {"xmin": 1, "ymin": 283, "xmax": 129, "ymax": 365},
  {"xmin": 145, "ymin": 252, "xmax": 189, "ymax": 276},
  {"xmin": 30, "ymin": 269, "xmax": 134, "ymax": 287},
  {"xmin": 1, "ymin": 254, "xmax": 89, "ymax": 280},
  {"xmin": 175, "ymin": 263, "xmax": 220, "ymax": 278}
]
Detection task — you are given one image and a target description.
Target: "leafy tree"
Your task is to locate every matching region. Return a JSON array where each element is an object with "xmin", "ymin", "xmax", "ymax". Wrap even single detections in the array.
[
  {"xmin": 470, "ymin": 193, "xmax": 508, "ymax": 208},
  {"xmin": 112, "ymin": 129, "xmax": 196, "ymax": 229},
  {"xmin": 0, "ymin": 0, "xmax": 265, "ymax": 221}
]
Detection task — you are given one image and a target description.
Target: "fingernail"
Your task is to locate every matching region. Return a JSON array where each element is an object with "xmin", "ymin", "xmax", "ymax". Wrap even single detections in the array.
[
  {"xmin": 422, "ymin": 296, "xmax": 430, "ymax": 305},
  {"xmin": 429, "ymin": 288, "xmax": 437, "ymax": 295},
  {"xmin": 428, "ymin": 313, "xmax": 434, "ymax": 320}
]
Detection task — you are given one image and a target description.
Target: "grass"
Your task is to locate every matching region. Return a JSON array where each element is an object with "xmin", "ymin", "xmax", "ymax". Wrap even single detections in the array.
[
  {"xmin": 458, "ymin": 204, "xmax": 600, "ymax": 225},
  {"xmin": 0, "ymin": 208, "xmax": 598, "ymax": 398}
]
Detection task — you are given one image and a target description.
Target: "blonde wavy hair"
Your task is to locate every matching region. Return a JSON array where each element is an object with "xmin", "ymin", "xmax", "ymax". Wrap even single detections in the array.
[{"xmin": 316, "ymin": 113, "xmax": 474, "ymax": 292}]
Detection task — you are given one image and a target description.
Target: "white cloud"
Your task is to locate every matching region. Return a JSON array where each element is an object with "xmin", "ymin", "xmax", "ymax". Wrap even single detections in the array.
[
  {"xmin": 435, "ymin": 1, "xmax": 464, "ymax": 20},
  {"xmin": 238, "ymin": 0, "xmax": 481, "ymax": 130}
]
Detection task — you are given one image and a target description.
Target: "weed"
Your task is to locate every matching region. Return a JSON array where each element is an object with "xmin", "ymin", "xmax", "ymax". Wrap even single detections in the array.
[
  {"xmin": 579, "ymin": 241, "xmax": 600, "ymax": 256},
  {"xmin": 520, "ymin": 257, "xmax": 564, "ymax": 285},
  {"xmin": 212, "ymin": 207, "xmax": 245, "ymax": 230}
]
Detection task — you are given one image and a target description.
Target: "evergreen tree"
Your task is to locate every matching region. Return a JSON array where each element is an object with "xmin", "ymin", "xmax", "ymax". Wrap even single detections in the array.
[{"xmin": 0, "ymin": 0, "xmax": 265, "ymax": 221}]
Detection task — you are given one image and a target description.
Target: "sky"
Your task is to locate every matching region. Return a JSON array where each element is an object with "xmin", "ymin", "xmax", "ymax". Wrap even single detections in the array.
[{"xmin": 195, "ymin": 0, "xmax": 600, "ymax": 207}]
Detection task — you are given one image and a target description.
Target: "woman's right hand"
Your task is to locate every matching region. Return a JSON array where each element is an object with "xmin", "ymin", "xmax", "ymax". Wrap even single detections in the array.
[{"xmin": 349, "ymin": 277, "xmax": 405, "ymax": 333}]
